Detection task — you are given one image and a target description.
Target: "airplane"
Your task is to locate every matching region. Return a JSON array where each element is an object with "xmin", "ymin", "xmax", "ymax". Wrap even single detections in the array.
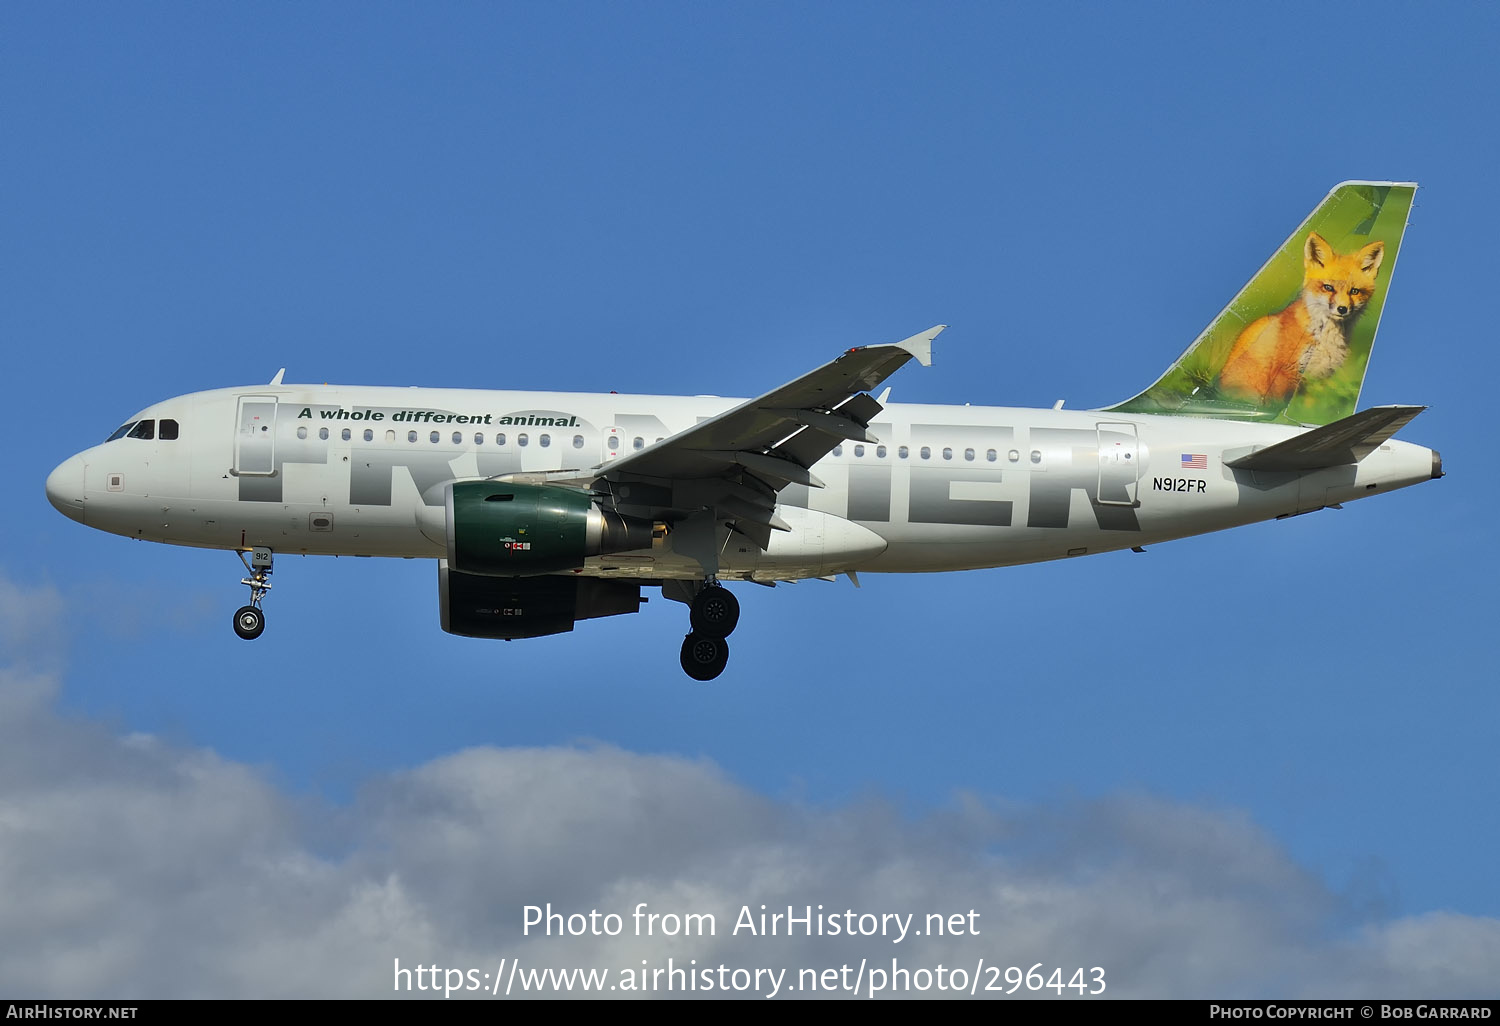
[{"xmin": 45, "ymin": 182, "xmax": 1441, "ymax": 681}]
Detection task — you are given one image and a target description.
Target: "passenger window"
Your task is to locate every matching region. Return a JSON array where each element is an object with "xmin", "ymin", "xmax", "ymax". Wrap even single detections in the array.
[
  {"xmin": 942, "ymin": 447, "xmax": 953, "ymax": 461},
  {"xmin": 452, "ymin": 431, "xmax": 462, "ymax": 444},
  {"xmin": 297, "ymin": 426, "xmax": 308, "ymax": 440},
  {"xmin": 1008, "ymin": 449, "xmax": 1020, "ymax": 462},
  {"xmin": 497, "ymin": 432, "xmax": 507, "ymax": 446},
  {"xmin": 633, "ymin": 437, "xmax": 644, "ymax": 450},
  {"xmin": 127, "ymin": 420, "xmax": 155, "ymax": 440},
  {"xmin": 986, "ymin": 449, "xmax": 997, "ymax": 462},
  {"xmin": 832, "ymin": 445, "xmax": 843, "ymax": 457},
  {"xmin": 1030, "ymin": 450, "xmax": 1042, "ymax": 464},
  {"xmin": 475, "ymin": 433, "xmax": 484, "ymax": 445},
  {"xmin": 518, "ymin": 433, "xmax": 529, "ymax": 447},
  {"xmin": 319, "ymin": 427, "xmax": 329, "ymax": 441},
  {"xmin": 159, "ymin": 419, "xmax": 180, "ymax": 440},
  {"xmin": 876, "ymin": 445, "xmax": 887, "ymax": 458},
  {"xmin": 898, "ymin": 446, "xmax": 909, "ymax": 459},
  {"xmin": 342, "ymin": 428, "xmax": 352, "ymax": 441},
  {"xmin": 920, "ymin": 446, "xmax": 931, "ymax": 460},
  {"xmin": 430, "ymin": 431, "xmax": 440, "ymax": 444},
  {"xmin": 964, "ymin": 448, "xmax": 975, "ymax": 461},
  {"xmin": 408, "ymin": 431, "xmax": 417, "ymax": 443},
  {"xmin": 572, "ymin": 434, "xmax": 584, "ymax": 449},
  {"xmin": 607, "ymin": 435, "xmax": 619, "ymax": 451},
  {"xmin": 540, "ymin": 434, "xmax": 551, "ymax": 448},
  {"xmin": 385, "ymin": 430, "xmax": 396, "ymax": 442},
  {"xmin": 853, "ymin": 445, "xmax": 864, "ymax": 457}
]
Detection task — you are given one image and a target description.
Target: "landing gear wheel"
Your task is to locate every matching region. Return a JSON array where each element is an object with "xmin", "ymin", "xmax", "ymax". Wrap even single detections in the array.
[
  {"xmin": 233, "ymin": 605, "xmax": 265, "ymax": 640},
  {"xmin": 680, "ymin": 632, "xmax": 730, "ymax": 681},
  {"xmin": 689, "ymin": 585, "xmax": 740, "ymax": 637},
  {"xmin": 233, "ymin": 548, "xmax": 273, "ymax": 641}
]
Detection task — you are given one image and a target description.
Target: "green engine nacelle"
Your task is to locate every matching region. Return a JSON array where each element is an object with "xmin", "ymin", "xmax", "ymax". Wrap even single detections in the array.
[{"xmin": 445, "ymin": 480, "xmax": 655, "ymax": 576}]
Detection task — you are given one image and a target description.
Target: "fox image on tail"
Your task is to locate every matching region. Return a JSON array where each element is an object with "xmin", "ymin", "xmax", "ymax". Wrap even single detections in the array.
[
  {"xmin": 1108, "ymin": 182, "xmax": 1413, "ymax": 427},
  {"xmin": 1217, "ymin": 231, "xmax": 1385, "ymax": 406}
]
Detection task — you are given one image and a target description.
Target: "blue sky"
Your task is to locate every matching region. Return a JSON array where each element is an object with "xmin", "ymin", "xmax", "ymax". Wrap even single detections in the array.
[{"xmin": 4, "ymin": 1, "xmax": 1498, "ymax": 998}]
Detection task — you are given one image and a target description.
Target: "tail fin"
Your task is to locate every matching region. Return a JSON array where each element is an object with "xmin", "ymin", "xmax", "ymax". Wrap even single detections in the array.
[{"xmin": 1107, "ymin": 181, "xmax": 1416, "ymax": 426}]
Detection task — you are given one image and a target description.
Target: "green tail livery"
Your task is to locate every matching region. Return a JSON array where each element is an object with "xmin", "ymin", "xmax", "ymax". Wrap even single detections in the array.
[{"xmin": 1109, "ymin": 181, "xmax": 1416, "ymax": 426}]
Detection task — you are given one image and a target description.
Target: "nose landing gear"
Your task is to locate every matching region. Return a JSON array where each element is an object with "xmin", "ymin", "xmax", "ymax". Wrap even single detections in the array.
[
  {"xmin": 679, "ymin": 582, "xmax": 740, "ymax": 681},
  {"xmin": 232, "ymin": 547, "xmax": 273, "ymax": 640}
]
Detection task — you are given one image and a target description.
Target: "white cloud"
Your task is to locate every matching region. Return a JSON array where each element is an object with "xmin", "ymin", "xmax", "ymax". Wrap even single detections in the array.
[
  {"xmin": 0, "ymin": 575, "xmax": 63, "ymax": 667},
  {"xmin": 1, "ymin": 574, "xmax": 1496, "ymax": 999}
]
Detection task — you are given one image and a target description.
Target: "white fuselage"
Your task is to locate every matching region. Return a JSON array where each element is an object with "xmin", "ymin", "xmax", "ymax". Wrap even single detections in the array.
[{"xmin": 46, "ymin": 384, "xmax": 1439, "ymax": 582}]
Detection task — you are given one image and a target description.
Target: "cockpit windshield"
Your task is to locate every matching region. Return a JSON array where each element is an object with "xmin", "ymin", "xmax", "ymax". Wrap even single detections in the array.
[{"xmin": 105, "ymin": 418, "xmax": 178, "ymax": 442}]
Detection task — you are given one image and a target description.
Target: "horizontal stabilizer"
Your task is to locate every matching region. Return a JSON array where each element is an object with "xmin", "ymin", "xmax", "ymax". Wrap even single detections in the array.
[{"xmin": 1226, "ymin": 405, "xmax": 1425, "ymax": 471}]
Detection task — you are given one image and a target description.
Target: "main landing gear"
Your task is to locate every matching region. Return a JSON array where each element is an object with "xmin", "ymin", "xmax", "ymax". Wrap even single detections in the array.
[
  {"xmin": 679, "ymin": 582, "xmax": 740, "ymax": 682},
  {"xmin": 232, "ymin": 547, "xmax": 273, "ymax": 641}
]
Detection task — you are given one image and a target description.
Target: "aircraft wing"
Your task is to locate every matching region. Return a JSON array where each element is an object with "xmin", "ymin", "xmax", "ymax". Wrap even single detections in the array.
[
  {"xmin": 586, "ymin": 325, "xmax": 942, "ymax": 548},
  {"xmin": 1225, "ymin": 405, "xmax": 1426, "ymax": 471}
]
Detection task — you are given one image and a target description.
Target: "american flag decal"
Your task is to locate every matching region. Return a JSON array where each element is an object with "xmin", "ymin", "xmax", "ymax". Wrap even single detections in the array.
[{"xmin": 1181, "ymin": 453, "xmax": 1208, "ymax": 470}]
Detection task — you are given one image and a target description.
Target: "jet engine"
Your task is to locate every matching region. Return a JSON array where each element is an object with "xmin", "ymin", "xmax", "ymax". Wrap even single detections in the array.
[{"xmin": 426, "ymin": 481, "xmax": 657, "ymax": 576}]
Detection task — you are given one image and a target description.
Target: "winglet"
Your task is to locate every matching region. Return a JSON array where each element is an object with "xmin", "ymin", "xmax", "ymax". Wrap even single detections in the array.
[
  {"xmin": 893, "ymin": 325, "xmax": 943, "ymax": 367},
  {"xmin": 269, "ymin": 368, "xmax": 286, "ymax": 385}
]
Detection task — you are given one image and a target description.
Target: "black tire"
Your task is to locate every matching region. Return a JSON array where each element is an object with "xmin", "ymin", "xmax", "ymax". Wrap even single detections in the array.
[
  {"xmin": 689, "ymin": 585, "xmax": 740, "ymax": 637},
  {"xmin": 233, "ymin": 605, "xmax": 265, "ymax": 640},
  {"xmin": 680, "ymin": 632, "xmax": 729, "ymax": 681}
]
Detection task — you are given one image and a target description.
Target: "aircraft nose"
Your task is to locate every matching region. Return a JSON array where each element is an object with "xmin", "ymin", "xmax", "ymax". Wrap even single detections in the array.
[{"xmin": 46, "ymin": 455, "xmax": 86, "ymax": 523}]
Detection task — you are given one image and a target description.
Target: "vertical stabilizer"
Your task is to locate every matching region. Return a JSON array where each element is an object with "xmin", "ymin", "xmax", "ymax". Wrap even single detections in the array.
[{"xmin": 1107, "ymin": 181, "xmax": 1416, "ymax": 426}]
